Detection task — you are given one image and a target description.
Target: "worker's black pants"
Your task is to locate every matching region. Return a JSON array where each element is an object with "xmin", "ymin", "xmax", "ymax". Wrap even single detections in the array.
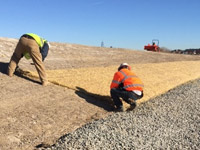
[{"xmin": 110, "ymin": 88, "xmax": 143, "ymax": 109}]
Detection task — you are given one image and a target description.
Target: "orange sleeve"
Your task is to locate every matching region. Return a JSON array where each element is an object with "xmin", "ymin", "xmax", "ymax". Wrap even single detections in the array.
[{"xmin": 110, "ymin": 72, "xmax": 122, "ymax": 89}]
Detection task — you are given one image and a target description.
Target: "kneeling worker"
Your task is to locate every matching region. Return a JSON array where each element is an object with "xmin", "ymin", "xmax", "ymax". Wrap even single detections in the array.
[
  {"xmin": 110, "ymin": 63, "xmax": 144, "ymax": 111},
  {"xmin": 7, "ymin": 33, "xmax": 50, "ymax": 86}
]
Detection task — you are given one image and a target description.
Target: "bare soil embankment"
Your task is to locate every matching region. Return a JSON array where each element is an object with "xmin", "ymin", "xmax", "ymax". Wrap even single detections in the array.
[{"xmin": 0, "ymin": 37, "xmax": 200, "ymax": 150}]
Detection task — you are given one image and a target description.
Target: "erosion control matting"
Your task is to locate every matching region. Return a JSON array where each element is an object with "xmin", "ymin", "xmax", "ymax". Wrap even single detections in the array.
[{"xmin": 25, "ymin": 61, "xmax": 200, "ymax": 104}]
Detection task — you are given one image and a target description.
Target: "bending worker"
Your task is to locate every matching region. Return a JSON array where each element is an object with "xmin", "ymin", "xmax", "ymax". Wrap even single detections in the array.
[
  {"xmin": 7, "ymin": 33, "xmax": 50, "ymax": 86},
  {"xmin": 110, "ymin": 63, "xmax": 144, "ymax": 111}
]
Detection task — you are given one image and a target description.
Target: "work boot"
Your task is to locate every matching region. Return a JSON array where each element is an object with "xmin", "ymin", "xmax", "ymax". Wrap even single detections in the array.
[
  {"xmin": 14, "ymin": 66, "xmax": 22, "ymax": 75},
  {"xmin": 128, "ymin": 101, "xmax": 137, "ymax": 111},
  {"xmin": 115, "ymin": 106, "xmax": 125, "ymax": 112}
]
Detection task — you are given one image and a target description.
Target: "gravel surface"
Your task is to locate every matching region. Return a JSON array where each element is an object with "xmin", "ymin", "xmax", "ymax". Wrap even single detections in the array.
[{"xmin": 45, "ymin": 79, "xmax": 200, "ymax": 150}]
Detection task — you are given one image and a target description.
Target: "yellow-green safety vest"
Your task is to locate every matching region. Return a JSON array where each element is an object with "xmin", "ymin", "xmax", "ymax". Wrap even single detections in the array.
[{"xmin": 23, "ymin": 33, "xmax": 47, "ymax": 59}]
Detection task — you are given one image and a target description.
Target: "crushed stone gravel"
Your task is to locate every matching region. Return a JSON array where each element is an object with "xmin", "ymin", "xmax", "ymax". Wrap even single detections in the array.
[{"xmin": 44, "ymin": 79, "xmax": 200, "ymax": 150}]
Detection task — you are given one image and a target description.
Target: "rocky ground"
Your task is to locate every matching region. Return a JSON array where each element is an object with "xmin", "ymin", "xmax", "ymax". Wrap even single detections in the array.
[{"xmin": 0, "ymin": 37, "xmax": 200, "ymax": 150}]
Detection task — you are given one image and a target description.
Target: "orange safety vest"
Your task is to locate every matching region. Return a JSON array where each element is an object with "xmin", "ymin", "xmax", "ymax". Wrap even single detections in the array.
[{"xmin": 110, "ymin": 68, "xmax": 144, "ymax": 91}]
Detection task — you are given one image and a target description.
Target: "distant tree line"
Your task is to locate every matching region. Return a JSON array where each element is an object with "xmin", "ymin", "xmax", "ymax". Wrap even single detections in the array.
[{"xmin": 171, "ymin": 48, "xmax": 200, "ymax": 55}]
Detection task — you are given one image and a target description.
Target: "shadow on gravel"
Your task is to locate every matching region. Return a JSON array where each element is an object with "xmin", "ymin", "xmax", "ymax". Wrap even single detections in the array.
[
  {"xmin": 75, "ymin": 87, "xmax": 114, "ymax": 111},
  {"xmin": 0, "ymin": 62, "xmax": 41, "ymax": 85}
]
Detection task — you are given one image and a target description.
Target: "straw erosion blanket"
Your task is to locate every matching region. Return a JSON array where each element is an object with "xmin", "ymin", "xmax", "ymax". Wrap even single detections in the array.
[{"xmin": 27, "ymin": 61, "xmax": 200, "ymax": 106}]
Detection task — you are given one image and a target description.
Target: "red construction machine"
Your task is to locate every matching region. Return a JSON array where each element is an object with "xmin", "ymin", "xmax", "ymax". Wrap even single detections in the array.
[{"xmin": 144, "ymin": 39, "xmax": 160, "ymax": 52}]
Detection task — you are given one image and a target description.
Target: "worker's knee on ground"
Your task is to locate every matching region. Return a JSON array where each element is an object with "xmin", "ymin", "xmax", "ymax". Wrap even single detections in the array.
[
  {"xmin": 110, "ymin": 88, "xmax": 117, "ymax": 97},
  {"xmin": 110, "ymin": 88, "xmax": 114, "ymax": 94}
]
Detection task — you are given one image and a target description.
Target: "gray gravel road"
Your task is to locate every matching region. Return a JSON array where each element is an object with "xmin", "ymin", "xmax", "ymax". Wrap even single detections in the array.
[{"xmin": 45, "ymin": 79, "xmax": 200, "ymax": 150}]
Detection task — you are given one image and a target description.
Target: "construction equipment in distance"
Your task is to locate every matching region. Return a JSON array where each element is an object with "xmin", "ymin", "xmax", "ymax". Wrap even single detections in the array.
[{"xmin": 144, "ymin": 39, "xmax": 160, "ymax": 52}]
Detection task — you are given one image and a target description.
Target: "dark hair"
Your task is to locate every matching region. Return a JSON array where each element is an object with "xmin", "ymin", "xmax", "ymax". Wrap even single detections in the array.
[{"xmin": 118, "ymin": 65, "xmax": 128, "ymax": 71}]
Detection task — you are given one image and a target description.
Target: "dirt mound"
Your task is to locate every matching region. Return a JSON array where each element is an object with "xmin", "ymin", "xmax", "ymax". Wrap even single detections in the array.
[{"xmin": 0, "ymin": 37, "xmax": 200, "ymax": 150}]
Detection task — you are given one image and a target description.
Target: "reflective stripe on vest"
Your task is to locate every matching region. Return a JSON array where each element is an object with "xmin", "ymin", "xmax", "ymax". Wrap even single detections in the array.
[
  {"xmin": 112, "ymin": 76, "xmax": 138, "ymax": 85},
  {"xmin": 119, "ymin": 70, "xmax": 138, "ymax": 83},
  {"xmin": 123, "ymin": 84, "xmax": 144, "ymax": 89},
  {"xmin": 111, "ymin": 70, "xmax": 139, "ymax": 85},
  {"xmin": 119, "ymin": 69, "xmax": 143, "ymax": 90},
  {"xmin": 112, "ymin": 80, "xmax": 121, "ymax": 85}
]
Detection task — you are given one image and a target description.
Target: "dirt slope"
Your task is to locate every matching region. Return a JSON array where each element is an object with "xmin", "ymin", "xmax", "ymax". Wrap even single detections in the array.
[{"xmin": 0, "ymin": 37, "xmax": 200, "ymax": 150}]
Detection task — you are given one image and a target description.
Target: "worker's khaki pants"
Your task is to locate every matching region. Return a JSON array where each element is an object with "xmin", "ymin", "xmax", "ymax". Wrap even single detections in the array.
[{"xmin": 7, "ymin": 37, "xmax": 47, "ymax": 84}]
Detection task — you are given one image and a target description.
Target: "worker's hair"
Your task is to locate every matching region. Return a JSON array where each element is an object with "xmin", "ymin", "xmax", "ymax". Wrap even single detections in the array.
[{"xmin": 118, "ymin": 65, "xmax": 128, "ymax": 71}]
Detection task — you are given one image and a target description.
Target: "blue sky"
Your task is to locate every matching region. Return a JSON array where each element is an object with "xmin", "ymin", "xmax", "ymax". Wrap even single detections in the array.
[{"xmin": 0, "ymin": 0, "xmax": 199, "ymax": 50}]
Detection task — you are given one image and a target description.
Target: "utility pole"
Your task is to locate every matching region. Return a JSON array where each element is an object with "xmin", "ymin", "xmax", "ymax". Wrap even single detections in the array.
[{"xmin": 101, "ymin": 41, "xmax": 104, "ymax": 47}]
